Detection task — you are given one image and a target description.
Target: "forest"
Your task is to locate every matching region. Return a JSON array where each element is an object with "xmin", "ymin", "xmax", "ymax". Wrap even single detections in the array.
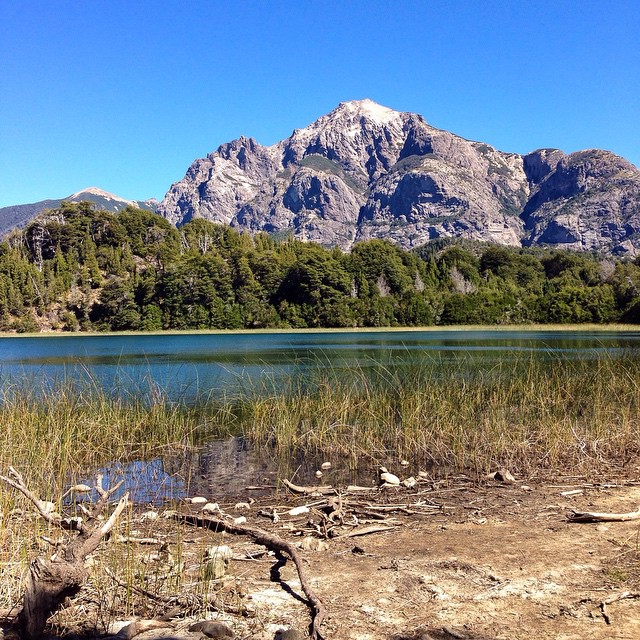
[{"xmin": 1, "ymin": 201, "xmax": 640, "ymax": 332}]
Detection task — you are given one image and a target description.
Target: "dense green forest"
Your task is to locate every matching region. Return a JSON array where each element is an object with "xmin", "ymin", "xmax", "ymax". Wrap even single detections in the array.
[{"xmin": 1, "ymin": 201, "xmax": 640, "ymax": 332}]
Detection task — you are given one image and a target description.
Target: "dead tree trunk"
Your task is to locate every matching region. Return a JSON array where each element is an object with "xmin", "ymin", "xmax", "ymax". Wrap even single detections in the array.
[{"xmin": 0, "ymin": 467, "xmax": 129, "ymax": 639}]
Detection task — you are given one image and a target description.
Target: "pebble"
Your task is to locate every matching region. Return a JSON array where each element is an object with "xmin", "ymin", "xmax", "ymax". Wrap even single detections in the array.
[
  {"xmin": 315, "ymin": 470, "xmax": 323, "ymax": 478},
  {"xmin": 202, "ymin": 502, "xmax": 220, "ymax": 513},
  {"xmin": 203, "ymin": 545, "xmax": 233, "ymax": 579},
  {"xmin": 190, "ymin": 496, "xmax": 208, "ymax": 505},
  {"xmin": 234, "ymin": 502, "xmax": 251, "ymax": 510},
  {"xmin": 320, "ymin": 461, "xmax": 332, "ymax": 470},
  {"xmin": 402, "ymin": 476, "xmax": 417, "ymax": 489},
  {"xmin": 38, "ymin": 500, "xmax": 56, "ymax": 514},
  {"xmin": 288, "ymin": 505, "xmax": 310, "ymax": 516},
  {"xmin": 204, "ymin": 545, "xmax": 233, "ymax": 560},
  {"xmin": 189, "ymin": 620, "xmax": 234, "ymax": 638},
  {"xmin": 400, "ymin": 459, "xmax": 410, "ymax": 467},
  {"xmin": 233, "ymin": 516, "xmax": 247, "ymax": 525}
]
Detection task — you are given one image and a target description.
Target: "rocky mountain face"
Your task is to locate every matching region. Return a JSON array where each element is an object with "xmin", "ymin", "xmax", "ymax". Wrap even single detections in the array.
[
  {"xmin": 0, "ymin": 187, "xmax": 158, "ymax": 237},
  {"xmin": 158, "ymin": 100, "xmax": 640, "ymax": 255}
]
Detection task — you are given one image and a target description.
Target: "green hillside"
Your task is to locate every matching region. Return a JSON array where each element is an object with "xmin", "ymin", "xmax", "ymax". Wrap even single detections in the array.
[{"xmin": 2, "ymin": 201, "xmax": 640, "ymax": 333}]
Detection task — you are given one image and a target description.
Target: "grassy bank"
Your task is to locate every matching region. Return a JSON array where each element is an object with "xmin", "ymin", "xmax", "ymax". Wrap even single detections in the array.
[{"xmin": 1, "ymin": 351, "xmax": 639, "ymax": 497}]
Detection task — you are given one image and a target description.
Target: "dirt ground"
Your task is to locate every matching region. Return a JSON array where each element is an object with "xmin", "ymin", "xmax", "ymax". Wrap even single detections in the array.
[{"xmin": 6, "ymin": 470, "xmax": 640, "ymax": 640}]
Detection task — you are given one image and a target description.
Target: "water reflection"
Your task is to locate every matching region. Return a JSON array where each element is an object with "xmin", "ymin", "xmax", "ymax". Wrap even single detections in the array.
[
  {"xmin": 76, "ymin": 438, "xmax": 373, "ymax": 506},
  {"xmin": 76, "ymin": 458, "xmax": 186, "ymax": 505}
]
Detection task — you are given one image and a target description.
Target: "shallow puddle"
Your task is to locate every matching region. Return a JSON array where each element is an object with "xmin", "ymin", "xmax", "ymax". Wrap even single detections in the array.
[{"xmin": 78, "ymin": 437, "xmax": 379, "ymax": 505}]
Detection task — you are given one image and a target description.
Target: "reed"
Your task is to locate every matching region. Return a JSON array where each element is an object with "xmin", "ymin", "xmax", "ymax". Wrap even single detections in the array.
[{"xmin": 234, "ymin": 351, "xmax": 640, "ymax": 475}]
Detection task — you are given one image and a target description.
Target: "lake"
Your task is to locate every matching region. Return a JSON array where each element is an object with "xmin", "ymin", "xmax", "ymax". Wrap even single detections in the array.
[{"xmin": 1, "ymin": 328, "xmax": 640, "ymax": 403}]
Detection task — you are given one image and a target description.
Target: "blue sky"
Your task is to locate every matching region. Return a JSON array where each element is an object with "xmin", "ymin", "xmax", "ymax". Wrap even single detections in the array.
[{"xmin": 1, "ymin": 0, "xmax": 638, "ymax": 207}]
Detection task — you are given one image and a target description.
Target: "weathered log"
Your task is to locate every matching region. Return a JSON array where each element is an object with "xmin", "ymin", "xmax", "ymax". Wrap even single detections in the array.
[
  {"xmin": 282, "ymin": 479, "xmax": 336, "ymax": 496},
  {"xmin": 0, "ymin": 467, "xmax": 128, "ymax": 639}
]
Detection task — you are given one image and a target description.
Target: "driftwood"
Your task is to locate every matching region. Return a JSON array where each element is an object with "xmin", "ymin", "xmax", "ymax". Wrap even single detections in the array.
[
  {"xmin": 579, "ymin": 591, "xmax": 640, "ymax": 624},
  {"xmin": 176, "ymin": 511, "xmax": 326, "ymax": 640},
  {"xmin": 282, "ymin": 479, "xmax": 336, "ymax": 496},
  {"xmin": 568, "ymin": 507, "xmax": 640, "ymax": 522},
  {"xmin": 0, "ymin": 467, "xmax": 129, "ymax": 639}
]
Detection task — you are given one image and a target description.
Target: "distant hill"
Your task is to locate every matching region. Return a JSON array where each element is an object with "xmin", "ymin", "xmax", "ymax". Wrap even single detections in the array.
[{"xmin": 0, "ymin": 187, "xmax": 158, "ymax": 236}]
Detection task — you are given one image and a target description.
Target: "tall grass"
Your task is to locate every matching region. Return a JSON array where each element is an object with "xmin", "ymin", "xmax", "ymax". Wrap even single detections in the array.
[
  {"xmin": 2, "ymin": 350, "xmax": 639, "ymax": 629},
  {"xmin": 235, "ymin": 351, "xmax": 640, "ymax": 475},
  {"xmin": 0, "ymin": 351, "xmax": 639, "ymax": 497}
]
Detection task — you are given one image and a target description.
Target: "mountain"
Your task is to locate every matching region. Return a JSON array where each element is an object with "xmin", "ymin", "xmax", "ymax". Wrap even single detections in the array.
[
  {"xmin": 158, "ymin": 99, "xmax": 640, "ymax": 255},
  {"xmin": 0, "ymin": 187, "xmax": 159, "ymax": 236}
]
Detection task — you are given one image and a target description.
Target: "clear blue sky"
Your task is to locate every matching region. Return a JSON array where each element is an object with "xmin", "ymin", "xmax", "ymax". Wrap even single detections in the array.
[{"xmin": 1, "ymin": 0, "xmax": 638, "ymax": 207}]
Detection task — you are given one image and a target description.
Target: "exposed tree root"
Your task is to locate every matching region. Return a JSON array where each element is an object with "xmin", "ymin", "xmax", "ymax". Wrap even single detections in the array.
[{"xmin": 176, "ymin": 512, "xmax": 327, "ymax": 639}]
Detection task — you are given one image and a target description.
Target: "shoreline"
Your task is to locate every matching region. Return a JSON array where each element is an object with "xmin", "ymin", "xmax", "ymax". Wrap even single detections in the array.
[{"xmin": 2, "ymin": 322, "xmax": 640, "ymax": 339}]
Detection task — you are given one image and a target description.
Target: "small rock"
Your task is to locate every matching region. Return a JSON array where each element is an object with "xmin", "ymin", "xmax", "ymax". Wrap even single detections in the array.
[
  {"xmin": 493, "ymin": 468, "xmax": 516, "ymax": 483},
  {"xmin": 37, "ymin": 500, "xmax": 56, "ymax": 514},
  {"xmin": 202, "ymin": 502, "xmax": 220, "ymax": 513},
  {"xmin": 402, "ymin": 476, "xmax": 417, "ymax": 489},
  {"xmin": 315, "ymin": 470, "xmax": 323, "ymax": 478},
  {"xmin": 141, "ymin": 510, "xmax": 158, "ymax": 521},
  {"xmin": 204, "ymin": 545, "xmax": 233, "ymax": 561},
  {"xmin": 204, "ymin": 545, "xmax": 233, "ymax": 579},
  {"xmin": 190, "ymin": 496, "xmax": 208, "ymax": 505},
  {"xmin": 234, "ymin": 502, "xmax": 251, "ymax": 510},
  {"xmin": 274, "ymin": 630, "xmax": 305, "ymax": 640},
  {"xmin": 418, "ymin": 471, "xmax": 430, "ymax": 479},
  {"xmin": 400, "ymin": 459, "xmax": 410, "ymax": 467},
  {"xmin": 233, "ymin": 516, "xmax": 247, "ymax": 525},
  {"xmin": 321, "ymin": 461, "xmax": 332, "ymax": 470},
  {"xmin": 298, "ymin": 536, "xmax": 329, "ymax": 552},
  {"xmin": 189, "ymin": 620, "xmax": 234, "ymax": 638},
  {"xmin": 288, "ymin": 505, "xmax": 310, "ymax": 516}
]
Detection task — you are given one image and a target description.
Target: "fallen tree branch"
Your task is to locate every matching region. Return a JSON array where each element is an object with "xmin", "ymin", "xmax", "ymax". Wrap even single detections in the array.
[
  {"xmin": 176, "ymin": 512, "xmax": 326, "ymax": 639},
  {"xmin": 568, "ymin": 507, "xmax": 640, "ymax": 522},
  {"xmin": 342, "ymin": 525, "xmax": 397, "ymax": 538}
]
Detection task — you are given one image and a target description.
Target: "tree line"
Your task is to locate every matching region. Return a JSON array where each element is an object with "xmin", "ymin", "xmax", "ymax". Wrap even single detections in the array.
[{"xmin": 1, "ymin": 201, "xmax": 640, "ymax": 332}]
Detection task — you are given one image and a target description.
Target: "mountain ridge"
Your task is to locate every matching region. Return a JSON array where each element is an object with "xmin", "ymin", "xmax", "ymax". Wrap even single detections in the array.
[{"xmin": 158, "ymin": 99, "xmax": 640, "ymax": 256}]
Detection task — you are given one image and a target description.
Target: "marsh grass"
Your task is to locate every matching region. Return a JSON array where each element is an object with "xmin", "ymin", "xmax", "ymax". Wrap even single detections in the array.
[
  {"xmin": 234, "ymin": 351, "xmax": 640, "ymax": 475},
  {"xmin": 1, "ymin": 352, "xmax": 639, "ymax": 494}
]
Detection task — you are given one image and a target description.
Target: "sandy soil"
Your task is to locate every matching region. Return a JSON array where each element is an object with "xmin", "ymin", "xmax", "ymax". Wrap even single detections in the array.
[{"xmin": 5, "ymin": 471, "xmax": 640, "ymax": 640}]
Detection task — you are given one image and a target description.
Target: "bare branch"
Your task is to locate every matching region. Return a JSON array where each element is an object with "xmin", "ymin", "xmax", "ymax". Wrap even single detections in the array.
[
  {"xmin": 0, "ymin": 467, "xmax": 62, "ymax": 526},
  {"xmin": 568, "ymin": 506, "xmax": 640, "ymax": 522}
]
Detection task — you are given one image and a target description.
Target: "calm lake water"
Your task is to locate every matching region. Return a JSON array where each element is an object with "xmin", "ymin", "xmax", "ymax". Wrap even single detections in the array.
[
  {"xmin": 2, "ymin": 329, "xmax": 640, "ymax": 403},
  {"xmin": 3, "ymin": 328, "xmax": 640, "ymax": 503}
]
